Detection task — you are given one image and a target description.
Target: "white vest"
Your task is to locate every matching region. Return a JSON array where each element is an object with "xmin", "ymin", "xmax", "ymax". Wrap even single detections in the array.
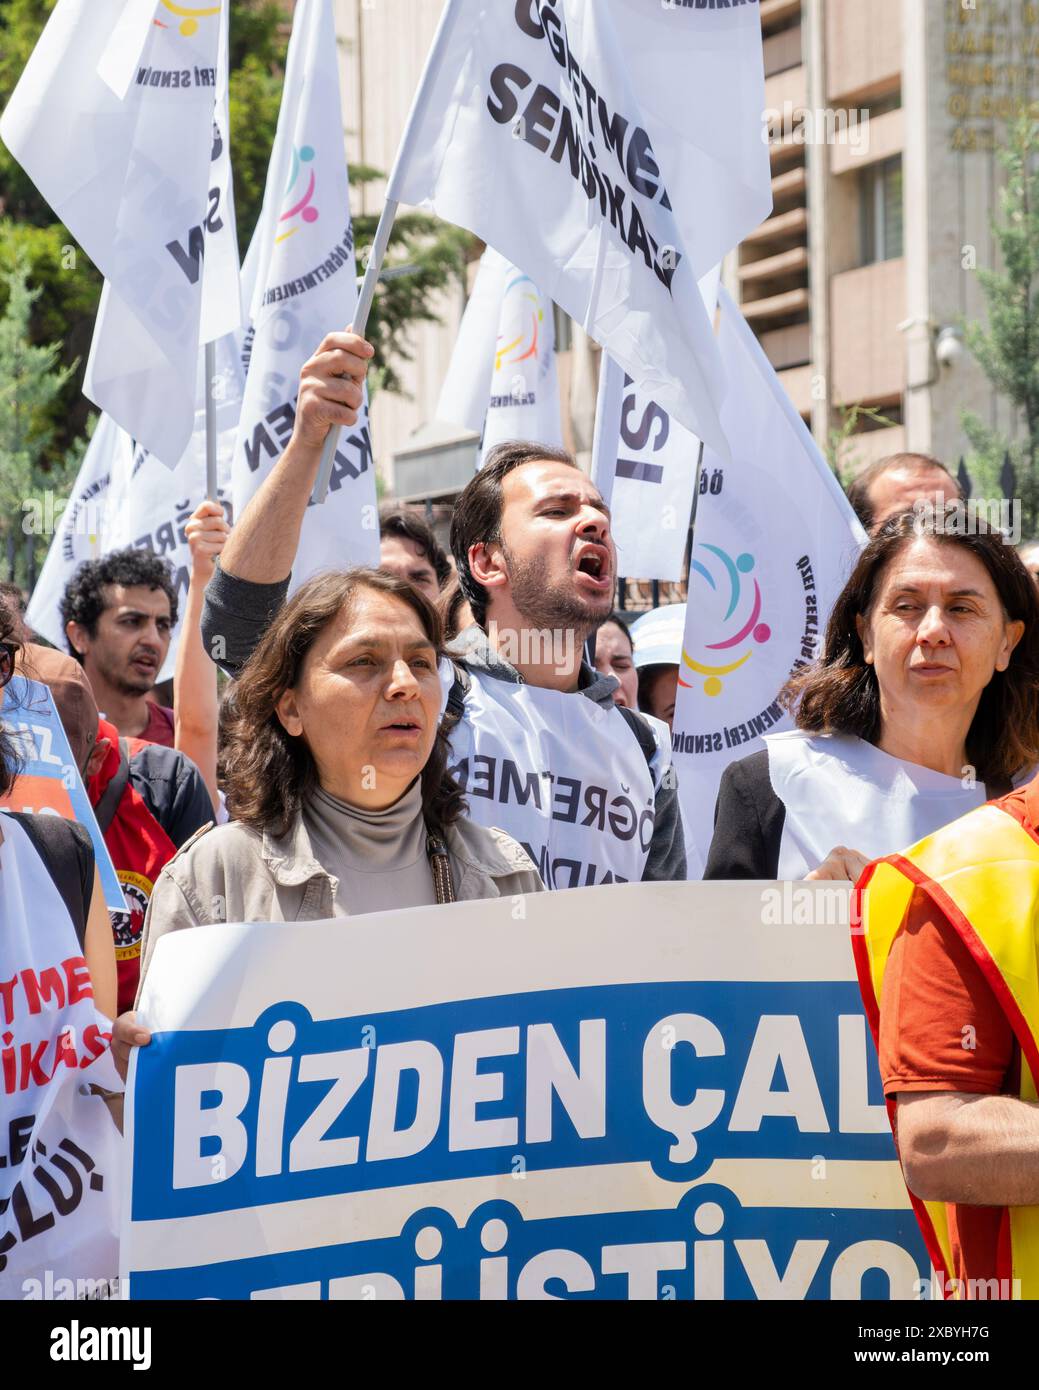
[
  {"xmin": 0, "ymin": 813, "xmax": 123, "ymax": 1298},
  {"xmin": 448, "ymin": 671, "xmax": 670, "ymax": 889},
  {"xmin": 765, "ymin": 731, "xmax": 988, "ymax": 880}
]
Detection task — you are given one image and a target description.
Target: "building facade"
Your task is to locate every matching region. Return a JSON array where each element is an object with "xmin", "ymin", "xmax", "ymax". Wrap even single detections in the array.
[
  {"xmin": 332, "ymin": 0, "xmax": 1034, "ymax": 501},
  {"xmin": 748, "ymin": 0, "xmax": 1036, "ymax": 477}
]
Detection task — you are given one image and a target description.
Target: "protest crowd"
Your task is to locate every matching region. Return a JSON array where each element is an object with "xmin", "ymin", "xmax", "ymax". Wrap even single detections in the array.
[{"xmin": 4, "ymin": 0, "xmax": 1039, "ymax": 1318}]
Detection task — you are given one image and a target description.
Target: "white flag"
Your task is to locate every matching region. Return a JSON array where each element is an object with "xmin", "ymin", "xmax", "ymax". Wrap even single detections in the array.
[
  {"xmin": 27, "ymin": 330, "xmax": 245, "ymax": 685},
  {"xmin": 388, "ymin": 0, "xmax": 771, "ymax": 456},
  {"xmin": 1, "ymin": 0, "xmax": 241, "ymax": 466},
  {"xmin": 232, "ymin": 0, "xmax": 379, "ymax": 589},
  {"xmin": 671, "ymin": 288, "xmax": 867, "ymax": 878},
  {"xmin": 437, "ymin": 247, "xmax": 563, "ymax": 466},
  {"xmin": 591, "ymin": 266, "xmax": 720, "ymax": 581}
]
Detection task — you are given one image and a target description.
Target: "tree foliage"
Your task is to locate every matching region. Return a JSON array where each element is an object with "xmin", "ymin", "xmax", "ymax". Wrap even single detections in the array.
[
  {"xmin": 0, "ymin": 0, "xmax": 470, "ymax": 473},
  {"xmin": 352, "ymin": 167, "xmax": 471, "ymax": 397},
  {"xmin": 962, "ymin": 113, "xmax": 1039, "ymax": 535},
  {"xmin": 828, "ymin": 403, "xmax": 898, "ymax": 486},
  {"xmin": 0, "ymin": 250, "xmax": 79, "ymax": 585}
]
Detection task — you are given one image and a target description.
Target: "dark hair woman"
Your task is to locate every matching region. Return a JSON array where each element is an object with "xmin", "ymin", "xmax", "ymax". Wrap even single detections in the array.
[
  {"xmin": 140, "ymin": 569, "xmax": 543, "ymax": 981},
  {"xmin": 592, "ymin": 612, "xmax": 638, "ymax": 710},
  {"xmin": 705, "ymin": 511, "xmax": 1039, "ymax": 880}
]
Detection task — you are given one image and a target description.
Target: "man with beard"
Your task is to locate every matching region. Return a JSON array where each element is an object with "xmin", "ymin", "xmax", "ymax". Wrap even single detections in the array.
[
  {"xmin": 203, "ymin": 330, "xmax": 685, "ymax": 886},
  {"xmin": 62, "ymin": 550, "xmax": 178, "ymax": 744}
]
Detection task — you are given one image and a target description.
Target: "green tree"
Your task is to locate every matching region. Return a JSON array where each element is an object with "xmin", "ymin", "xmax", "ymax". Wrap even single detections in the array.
[
  {"xmin": 0, "ymin": 251, "xmax": 78, "ymax": 586},
  {"xmin": 961, "ymin": 112, "xmax": 1039, "ymax": 534},
  {"xmin": 352, "ymin": 165, "xmax": 471, "ymax": 398},
  {"xmin": 0, "ymin": 0, "xmax": 470, "ymax": 457},
  {"xmin": 827, "ymin": 403, "xmax": 898, "ymax": 485}
]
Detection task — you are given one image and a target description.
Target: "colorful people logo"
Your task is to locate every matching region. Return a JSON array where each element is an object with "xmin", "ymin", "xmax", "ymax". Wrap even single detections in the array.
[
  {"xmin": 680, "ymin": 544, "xmax": 772, "ymax": 696},
  {"xmin": 495, "ymin": 273, "xmax": 543, "ymax": 372},
  {"xmin": 153, "ymin": 0, "xmax": 221, "ymax": 37},
  {"xmin": 276, "ymin": 144, "xmax": 319, "ymax": 244}
]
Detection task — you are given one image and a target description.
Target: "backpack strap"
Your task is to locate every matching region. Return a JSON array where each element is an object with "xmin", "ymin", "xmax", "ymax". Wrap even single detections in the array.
[
  {"xmin": 8, "ymin": 813, "xmax": 95, "ymax": 949},
  {"xmin": 93, "ymin": 737, "xmax": 132, "ymax": 834},
  {"xmin": 443, "ymin": 662, "xmax": 471, "ymax": 733},
  {"xmin": 616, "ymin": 704, "xmax": 659, "ymax": 771}
]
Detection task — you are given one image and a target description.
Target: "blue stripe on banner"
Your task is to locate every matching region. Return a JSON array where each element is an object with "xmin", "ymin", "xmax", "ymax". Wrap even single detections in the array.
[
  {"xmin": 129, "ymin": 1193, "xmax": 926, "ymax": 1301},
  {"xmin": 131, "ymin": 980, "xmax": 893, "ymax": 1221}
]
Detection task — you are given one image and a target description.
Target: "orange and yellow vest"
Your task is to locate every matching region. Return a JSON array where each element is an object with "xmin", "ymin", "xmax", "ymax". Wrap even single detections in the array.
[{"xmin": 856, "ymin": 799, "xmax": 1039, "ymax": 1300}]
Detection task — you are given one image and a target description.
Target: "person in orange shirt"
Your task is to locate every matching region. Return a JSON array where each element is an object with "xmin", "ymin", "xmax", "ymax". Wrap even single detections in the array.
[{"xmin": 858, "ymin": 770, "xmax": 1039, "ymax": 1300}]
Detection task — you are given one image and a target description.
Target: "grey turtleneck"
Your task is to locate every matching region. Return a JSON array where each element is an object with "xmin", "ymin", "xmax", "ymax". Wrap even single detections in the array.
[
  {"xmin": 201, "ymin": 569, "xmax": 687, "ymax": 883},
  {"xmin": 302, "ymin": 777, "xmax": 436, "ymax": 916}
]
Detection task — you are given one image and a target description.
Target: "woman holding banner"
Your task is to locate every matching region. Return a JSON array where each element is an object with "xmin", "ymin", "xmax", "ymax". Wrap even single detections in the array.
[
  {"xmin": 138, "ymin": 568, "xmax": 543, "ymax": 981},
  {"xmin": 704, "ymin": 511, "xmax": 1039, "ymax": 881}
]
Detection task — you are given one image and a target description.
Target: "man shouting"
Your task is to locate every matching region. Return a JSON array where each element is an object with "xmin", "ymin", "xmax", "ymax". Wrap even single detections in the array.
[{"xmin": 202, "ymin": 330, "xmax": 685, "ymax": 887}]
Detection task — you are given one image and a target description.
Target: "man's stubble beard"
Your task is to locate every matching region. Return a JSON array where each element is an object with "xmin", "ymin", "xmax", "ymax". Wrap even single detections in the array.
[
  {"xmin": 501, "ymin": 545, "xmax": 613, "ymax": 643},
  {"xmin": 93, "ymin": 647, "xmax": 154, "ymax": 699}
]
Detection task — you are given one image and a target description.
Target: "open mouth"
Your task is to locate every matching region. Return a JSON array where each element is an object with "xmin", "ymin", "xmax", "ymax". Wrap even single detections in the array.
[
  {"xmin": 574, "ymin": 545, "xmax": 611, "ymax": 583},
  {"xmin": 381, "ymin": 720, "xmax": 421, "ymax": 732}
]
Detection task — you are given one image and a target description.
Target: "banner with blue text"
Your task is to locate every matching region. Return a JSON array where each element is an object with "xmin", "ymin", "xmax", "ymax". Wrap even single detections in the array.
[{"xmin": 123, "ymin": 881, "xmax": 927, "ymax": 1300}]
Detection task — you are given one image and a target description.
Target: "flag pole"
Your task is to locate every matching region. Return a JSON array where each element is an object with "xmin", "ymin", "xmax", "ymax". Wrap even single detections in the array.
[
  {"xmin": 204, "ymin": 339, "xmax": 218, "ymax": 500},
  {"xmin": 310, "ymin": 198, "xmax": 399, "ymax": 504},
  {"xmin": 309, "ymin": 0, "xmax": 463, "ymax": 506},
  {"xmin": 688, "ymin": 439, "xmax": 707, "ymax": 534}
]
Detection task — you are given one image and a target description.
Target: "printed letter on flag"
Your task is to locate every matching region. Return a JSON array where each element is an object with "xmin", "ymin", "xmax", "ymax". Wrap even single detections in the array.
[
  {"xmin": 231, "ymin": 0, "xmax": 380, "ymax": 587},
  {"xmin": 591, "ymin": 267, "xmax": 720, "ymax": 581},
  {"xmin": 387, "ymin": 0, "xmax": 771, "ymax": 456},
  {"xmin": 672, "ymin": 289, "xmax": 866, "ymax": 878},
  {"xmin": 437, "ymin": 247, "xmax": 563, "ymax": 467},
  {"xmin": 0, "ymin": 0, "xmax": 242, "ymax": 466}
]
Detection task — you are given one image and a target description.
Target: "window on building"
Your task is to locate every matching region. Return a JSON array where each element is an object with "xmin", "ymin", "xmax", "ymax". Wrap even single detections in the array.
[{"xmin": 860, "ymin": 157, "xmax": 903, "ymax": 265}]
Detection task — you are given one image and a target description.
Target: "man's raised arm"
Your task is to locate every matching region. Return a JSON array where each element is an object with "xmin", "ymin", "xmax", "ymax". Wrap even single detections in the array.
[
  {"xmin": 220, "ymin": 330, "xmax": 373, "ymax": 582},
  {"xmin": 201, "ymin": 331, "xmax": 374, "ymax": 677}
]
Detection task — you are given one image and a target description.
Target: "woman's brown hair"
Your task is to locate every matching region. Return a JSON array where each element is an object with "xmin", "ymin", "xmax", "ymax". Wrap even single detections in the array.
[
  {"xmin": 783, "ymin": 510, "xmax": 1039, "ymax": 786},
  {"xmin": 221, "ymin": 568, "xmax": 466, "ymax": 837}
]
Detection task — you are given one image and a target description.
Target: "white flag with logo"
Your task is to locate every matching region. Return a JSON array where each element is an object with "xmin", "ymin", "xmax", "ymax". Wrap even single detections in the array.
[
  {"xmin": 1, "ymin": 0, "xmax": 241, "ymax": 466},
  {"xmin": 591, "ymin": 266, "xmax": 720, "ymax": 581},
  {"xmin": 672, "ymin": 288, "xmax": 866, "ymax": 878},
  {"xmin": 387, "ymin": 0, "xmax": 770, "ymax": 456},
  {"xmin": 27, "ymin": 329, "xmax": 245, "ymax": 684},
  {"xmin": 437, "ymin": 247, "xmax": 563, "ymax": 466},
  {"xmin": 232, "ymin": 0, "xmax": 379, "ymax": 588}
]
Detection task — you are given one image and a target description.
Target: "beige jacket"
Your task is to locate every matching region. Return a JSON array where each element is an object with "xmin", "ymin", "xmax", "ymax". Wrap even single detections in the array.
[{"xmin": 138, "ymin": 811, "xmax": 543, "ymax": 989}]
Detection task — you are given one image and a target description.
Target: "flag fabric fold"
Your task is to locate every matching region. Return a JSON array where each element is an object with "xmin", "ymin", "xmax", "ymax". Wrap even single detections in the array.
[
  {"xmin": 230, "ymin": 0, "xmax": 379, "ymax": 588},
  {"xmin": 387, "ymin": 0, "xmax": 771, "ymax": 456},
  {"xmin": 437, "ymin": 246, "xmax": 563, "ymax": 467},
  {"xmin": 1, "ymin": 0, "xmax": 241, "ymax": 466},
  {"xmin": 671, "ymin": 288, "xmax": 867, "ymax": 878},
  {"xmin": 591, "ymin": 266, "xmax": 720, "ymax": 581},
  {"xmin": 26, "ymin": 329, "xmax": 246, "ymax": 685}
]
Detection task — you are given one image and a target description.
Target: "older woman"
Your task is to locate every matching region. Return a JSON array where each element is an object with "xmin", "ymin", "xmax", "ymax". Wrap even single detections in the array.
[
  {"xmin": 139, "ymin": 568, "xmax": 542, "ymax": 979},
  {"xmin": 705, "ymin": 511, "xmax": 1039, "ymax": 880}
]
